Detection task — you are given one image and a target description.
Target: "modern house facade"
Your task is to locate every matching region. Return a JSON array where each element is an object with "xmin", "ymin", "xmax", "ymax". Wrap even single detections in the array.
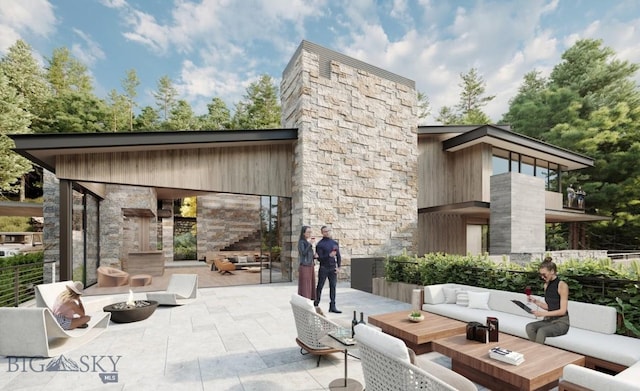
[{"xmin": 9, "ymin": 40, "xmax": 604, "ymax": 285}]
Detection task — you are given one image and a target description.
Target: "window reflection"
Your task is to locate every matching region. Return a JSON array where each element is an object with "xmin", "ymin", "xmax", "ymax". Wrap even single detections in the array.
[{"xmin": 492, "ymin": 148, "xmax": 561, "ymax": 192}]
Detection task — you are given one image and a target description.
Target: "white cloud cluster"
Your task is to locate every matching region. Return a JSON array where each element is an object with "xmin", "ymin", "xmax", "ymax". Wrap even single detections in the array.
[
  {"xmin": 2, "ymin": 0, "xmax": 638, "ymax": 125},
  {"xmin": 0, "ymin": 0, "xmax": 56, "ymax": 56}
]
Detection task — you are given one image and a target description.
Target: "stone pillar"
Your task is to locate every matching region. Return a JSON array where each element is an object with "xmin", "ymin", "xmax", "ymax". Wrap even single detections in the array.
[
  {"xmin": 281, "ymin": 41, "xmax": 418, "ymax": 277},
  {"xmin": 490, "ymin": 172, "xmax": 545, "ymax": 254},
  {"xmin": 161, "ymin": 199, "xmax": 174, "ymax": 262},
  {"xmin": 42, "ymin": 170, "xmax": 59, "ymax": 283}
]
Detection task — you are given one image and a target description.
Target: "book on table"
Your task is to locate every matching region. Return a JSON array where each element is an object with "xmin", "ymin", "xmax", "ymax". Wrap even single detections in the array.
[{"xmin": 489, "ymin": 347, "xmax": 525, "ymax": 365}]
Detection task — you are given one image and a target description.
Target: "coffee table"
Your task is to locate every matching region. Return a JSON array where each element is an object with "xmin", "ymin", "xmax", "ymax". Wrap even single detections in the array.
[
  {"xmin": 367, "ymin": 310, "xmax": 467, "ymax": 354},
  {"xmin": 432, "ymin": 333, "xmax": 585, "ymax": 391}
]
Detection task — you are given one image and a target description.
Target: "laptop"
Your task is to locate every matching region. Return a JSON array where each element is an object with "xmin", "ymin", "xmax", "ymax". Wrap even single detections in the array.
[{"xmin": 511, "ymin": 300, "xmax": 534, "ymax": 314}]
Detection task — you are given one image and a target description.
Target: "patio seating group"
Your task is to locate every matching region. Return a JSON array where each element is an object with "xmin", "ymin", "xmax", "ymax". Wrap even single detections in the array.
[{"xmin": 421, "ymin": 283, "xmax": 640, "ymax": 373}]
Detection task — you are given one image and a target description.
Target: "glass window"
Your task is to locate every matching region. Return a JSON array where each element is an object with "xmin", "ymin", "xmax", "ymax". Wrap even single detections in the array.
[
  {"xmin": 492, "ymin": 148, "xmax": 510, "ymax": 175},
  {"xmin": 548, "ymin": 164, "xmax": 559, "ymax": 192},
  {"xmin": 521, "ymin": 155, "xmax": 535, "ymax": 176}
]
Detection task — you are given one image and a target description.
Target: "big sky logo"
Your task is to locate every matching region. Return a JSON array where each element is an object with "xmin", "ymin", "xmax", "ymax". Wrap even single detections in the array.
[{"xmin": 7, "ymin": 355, "xmax": 122, "ymax": 383}]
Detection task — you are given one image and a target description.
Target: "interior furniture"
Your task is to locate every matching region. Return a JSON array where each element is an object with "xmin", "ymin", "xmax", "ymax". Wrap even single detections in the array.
[
  {"xmin": 432, "ymin": 333, "xmax": 585, "ymax": 391},
  {"xmin": 146, "ymin": 274, "xmax": 198, "ymax": 305},
  {"xmin": 318, "ymin": 334, "xmax": 363, "ymax": 391},
  {"xmin": 124, "ymin": 251, "xmax": 165, "ymax": 276},
  {"xmin": 213, "ymin": 258, "xmax": 236, "ymax": 275},
  {"xmin": 290, "ymin": 294, "xmax": 342, "ymax": 366},
  {"xmin": 367, "ymin": 310, "xmax": 467, "ymax": 354},
  {"xmin": 422, "ymin": 283, "xmax": 640, "ymax": 373},
  {"xmin": 353, "ymin": 323, "xmax": 477, "ymax": 391},
  {"xmin": 97, "ymin": 266, "xmax": 130, "ymax": 287},
  {"xmin": 0, "ymin": 307, "xmax": 111, "ymax": 357},
  {"xmin": 205, "ymin": 251, "xmax": 270, "ymax": 270},
  {"xmin": 559, "ymin": 361, "xmax": 640, "ymax": 391},
  {"xmin": 129, "ymin": 273, "xmax": 153, "ymax": 286},
  {"xmin": 103, "ymin": 300, "xmax": 159, "ymax": 323}
]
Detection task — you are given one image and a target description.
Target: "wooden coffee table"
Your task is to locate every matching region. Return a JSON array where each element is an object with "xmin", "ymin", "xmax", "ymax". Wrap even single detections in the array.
[
  {"xmin": 432, "ymin": 333, "xmax": 585, "ymax": 391},
  {"xmin": 367, "ymin": 310, "xmax": 467, "ymax": 354}
]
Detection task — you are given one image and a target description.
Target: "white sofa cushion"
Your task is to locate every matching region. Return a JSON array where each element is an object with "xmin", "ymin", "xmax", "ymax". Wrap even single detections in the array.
[
  {"xmin": 354, "ymin": 323, "xmax": 410, "ymax": 363},
  {"xmin": 456, "ymin": 291, "xmax": 469, "ymax": 306},
  {"xmin": 290, "ymin": 294, "xmax": 315, "ymax": 312},
  {"xmin": 563, "ymin": 363, "xmax": 640, "ymax": 391},
  {"xmin": 443, "ymin": 286, "xmax": 459, "ymax": 303},
  {"xmin": 546, "ymin": 327, "xmax": 640, "ymax": 367},
  {"xmin": 567, "ymin": 300, "xmax": 617, "ymax": 334},
  {"xmin": 467, "ymin": 291, "xmax": 490, "ymax": 309},
  {"xmin": 423, "ymin": 284, "xmax": 447, "ymax": 304}
]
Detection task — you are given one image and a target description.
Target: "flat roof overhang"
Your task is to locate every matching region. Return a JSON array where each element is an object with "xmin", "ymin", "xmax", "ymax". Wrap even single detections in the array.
[
  {"xmin": 9, "ymin": 129, "xmax": 298, "ymax": 173},
  {"xmin": 0, "ymin": 201, "xmax": 43, "ymax": 217},
  {"xmin": 418, "ymin": 201, "xmax": 610, "ymax": 223},
  {"xmin": 420, "ymin": 125, "xmax": 594, "ymax": 171}
]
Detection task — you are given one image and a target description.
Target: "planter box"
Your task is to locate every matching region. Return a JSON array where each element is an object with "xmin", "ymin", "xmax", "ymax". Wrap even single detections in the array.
[{"xmin": 372, "ymin": 277, "xmax": 421, "ymax": 304}]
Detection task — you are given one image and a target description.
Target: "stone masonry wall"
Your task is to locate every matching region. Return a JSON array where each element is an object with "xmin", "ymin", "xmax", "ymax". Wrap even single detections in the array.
[
  {"xmin": 196, "ymin": 193, "xmax": 261, "ymax": 259},
  {"xmin": 281, "ymin": 44, "xmax": 418, "ymax": 275},
  {"xmin": 100, "ymin": 185, "xmax": 158, "ymax": 267}
]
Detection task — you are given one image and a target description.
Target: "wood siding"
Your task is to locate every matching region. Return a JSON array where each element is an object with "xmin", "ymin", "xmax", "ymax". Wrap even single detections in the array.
[
  {"xmin": 418, "ymin": 135, "xmax": 492, "ymax": 208},
  {"xmin": 418, "ymin": 212, "xmax": 467, "ymax": 255},
  {"xmin": 56, "ymin": 144, "xmax": 293, "ymax": 197}
]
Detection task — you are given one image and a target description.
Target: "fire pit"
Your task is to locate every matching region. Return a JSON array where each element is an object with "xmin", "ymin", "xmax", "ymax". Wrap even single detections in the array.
[{"xmin": 103, "ymin": 291, "xmax": 159, "ymax": 323}]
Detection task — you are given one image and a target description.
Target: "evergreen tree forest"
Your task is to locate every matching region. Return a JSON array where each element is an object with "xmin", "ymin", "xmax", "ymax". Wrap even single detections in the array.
[{"xmin": 1, "ymin": 38, "xmax": 640, "ymax": 250}]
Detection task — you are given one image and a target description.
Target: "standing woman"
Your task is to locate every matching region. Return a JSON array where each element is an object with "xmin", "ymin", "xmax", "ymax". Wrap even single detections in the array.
[
  {"xmin": 297, "ymin": 226, "xmax": 317, "ymax": 301},
  {"xmin": 525, "ymin": 258, "xmax": 570, "ymax": 344}
]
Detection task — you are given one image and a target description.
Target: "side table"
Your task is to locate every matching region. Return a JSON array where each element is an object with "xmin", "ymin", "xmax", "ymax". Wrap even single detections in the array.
[{"xmin": 319, "ymin": 334, "xmax": 363, "ymax": 391}]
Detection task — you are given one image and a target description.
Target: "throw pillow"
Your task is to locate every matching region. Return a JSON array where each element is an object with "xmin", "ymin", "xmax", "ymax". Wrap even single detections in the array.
[
  {"xmin": 467, "ymin": 291, "xmax": 491, "ymax": 310},
  {"xmin": 456, "ymin": 290, "xmax": 469, "ymax": 306},
  {"xmin": 443, "ymin": 287, "xmax": 459, "ymax": 304}
]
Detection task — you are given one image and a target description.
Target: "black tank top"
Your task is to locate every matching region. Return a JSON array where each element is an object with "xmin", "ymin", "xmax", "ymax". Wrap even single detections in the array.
[{"xmin": 545, "ymin": 278, "xmax": 561, "ymax": 311}]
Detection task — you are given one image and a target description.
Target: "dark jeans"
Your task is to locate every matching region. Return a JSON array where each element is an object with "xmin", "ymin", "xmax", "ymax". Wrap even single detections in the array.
[{"xmin": 314, "ymin": 266, "xmax": 337, "ymax": 308}]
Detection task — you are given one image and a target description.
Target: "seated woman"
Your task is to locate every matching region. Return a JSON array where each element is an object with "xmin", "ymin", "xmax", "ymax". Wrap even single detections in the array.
[
  {"xmin": 525, "ymin": 258, "xmax": 570, "ymax": 343},
  {"xmin": 52, "ymin": 281, "xmax": 91, "ymax": 330}
]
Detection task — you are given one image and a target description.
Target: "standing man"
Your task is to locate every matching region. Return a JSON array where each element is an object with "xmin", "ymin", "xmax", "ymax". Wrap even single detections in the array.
[{"xmin": 314, "ymin": 226, "xmax": 342, "ymax": 313}]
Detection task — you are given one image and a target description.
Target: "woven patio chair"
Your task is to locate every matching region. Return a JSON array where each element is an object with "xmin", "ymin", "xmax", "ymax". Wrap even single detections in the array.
[{"xmin": 290, "ymin": 294, "xmax": 342, "ymax": 366}]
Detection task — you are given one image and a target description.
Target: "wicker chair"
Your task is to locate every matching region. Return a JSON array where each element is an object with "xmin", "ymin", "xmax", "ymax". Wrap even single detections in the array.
[
  {"xmin": 354, "ymin": 324, "xmax": 477, "ymax": 391},
  {"xmin": 290, "ymin": 294, "xmax": 342, "ymax": 366}
]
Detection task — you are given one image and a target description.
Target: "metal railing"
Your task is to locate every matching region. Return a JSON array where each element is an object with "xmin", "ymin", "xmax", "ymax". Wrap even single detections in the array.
[{"xmin": 0, "ymin": 260, "xmax": 55, "ymax": 307}]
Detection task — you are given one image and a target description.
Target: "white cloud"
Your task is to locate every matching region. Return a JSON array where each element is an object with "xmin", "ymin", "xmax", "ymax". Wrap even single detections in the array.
[
  {"xmin": 0, "ymin": 0, "xmax": 56, "ymax": 53},
  {"xmin": 71, "ymin": 29, "xmax": 105, "ymax": 67}
]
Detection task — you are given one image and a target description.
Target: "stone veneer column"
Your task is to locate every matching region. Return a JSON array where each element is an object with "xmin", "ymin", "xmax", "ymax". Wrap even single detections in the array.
[
  {"xmin": 42, "ymin": 170, "xmax": 59, "ymax": 282},
  {"xmin": 281, "ymin": 42, "xmax": 418, "ymax": 271},
  {"xmin": 490, "ymin": 172, "xmax": 545, "ymax": 254}
]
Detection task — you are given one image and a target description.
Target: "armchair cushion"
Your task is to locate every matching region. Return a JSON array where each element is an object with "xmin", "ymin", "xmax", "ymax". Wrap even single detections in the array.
[{"xmin": 354, "ymin": 322, "xmax": 410, "ymax": 363}]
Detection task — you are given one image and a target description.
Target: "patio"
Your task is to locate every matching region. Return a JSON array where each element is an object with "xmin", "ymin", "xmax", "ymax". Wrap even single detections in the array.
[{"xmin": 1, "ymin": 280, "xmax": 498, "ymax": 390}]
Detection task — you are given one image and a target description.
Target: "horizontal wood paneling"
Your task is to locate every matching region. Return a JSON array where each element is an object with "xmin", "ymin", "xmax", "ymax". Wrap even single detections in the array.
[{"xmin": 56, "ymin": 144, "xmax": 293, "ymax": 197}]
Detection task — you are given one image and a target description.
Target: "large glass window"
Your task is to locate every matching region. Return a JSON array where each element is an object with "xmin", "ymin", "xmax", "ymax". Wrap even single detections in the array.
[{"xmin": 492, "ymin": 148, "xmax": 562, "ymax": 192}]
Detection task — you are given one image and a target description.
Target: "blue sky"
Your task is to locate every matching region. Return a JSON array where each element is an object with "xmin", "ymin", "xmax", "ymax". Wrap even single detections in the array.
[{"xmin": 1, "ymin": 0, "xmax": 639, "ymax": 124}]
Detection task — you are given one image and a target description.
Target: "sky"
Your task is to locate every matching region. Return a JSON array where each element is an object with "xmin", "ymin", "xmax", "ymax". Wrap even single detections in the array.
[{"xmin": 1, "ymin": 0, "xmax": 639, "ymax": 124}]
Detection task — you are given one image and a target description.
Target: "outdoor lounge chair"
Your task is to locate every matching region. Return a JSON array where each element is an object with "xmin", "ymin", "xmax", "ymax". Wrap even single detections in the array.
[
  {"xmin": 97, "ymin": 266, "xmax": 130, "ymax": 287},
  {"xmin": 290, "ymin": 294, "xmax": 342, "ymax": 366},
  {"xmin": 0, "ymin": 307, "xmax": 111, "ymax": 357},
  {"xmin": 214, "ymin": 258, "xmax": 236, "ymax": 275},
  {"xmin": 146, "ymin": 274, "xmax": 198, "ymax": 306}
]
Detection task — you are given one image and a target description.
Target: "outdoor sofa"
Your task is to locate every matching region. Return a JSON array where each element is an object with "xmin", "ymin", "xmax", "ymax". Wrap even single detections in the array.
[
  {"xmin": 422, "ymin": 283, "xmax": 640, "ymax": 373},
  {"xmin": 559, "ymin": 361, "xmax": 640, "ymax": 391}
]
